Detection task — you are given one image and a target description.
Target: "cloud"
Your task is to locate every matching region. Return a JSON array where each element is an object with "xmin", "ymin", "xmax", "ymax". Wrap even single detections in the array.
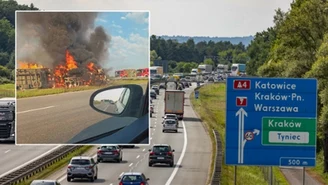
[
  {"xmin": 121, "ymin": 16, "xmax": 126, "ymax": 20},
  {"xmin": 96, "ymin": 18, "xmax": 108, "ymax": 23},
  {"xmin": 108, "ymin": 33, "xmax": 148, "ymax": 74},
  {"xmin": 123, "ymin": 12, "xmax": 148, "ymax": 24},
  {"xmin": 111, "ymin": 23, "xmax": 122, "ymax": 29}
]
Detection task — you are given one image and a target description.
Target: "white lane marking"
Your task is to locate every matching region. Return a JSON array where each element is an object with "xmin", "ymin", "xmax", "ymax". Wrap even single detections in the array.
[
  {"xmin": 4, "ymin": 150, "xmax": 10, "ymax": 153},
  {"xmin": 152, "ymin": 133, "xmax": 154, "ymax": 135},
  {"xmin": 103, "ymin": 104, "xmax": 110, "ymax": 111},
  {"xmin": 129, "ymin": 163, "xmax": 133, "ymax": 167},
  {"xmin": 150, "ymin": 137, "xmax": 152, "ymax": 140},
  {"xmin": 17, "ymin": 106, "xmax": 55, "ymax": 114},
  {"xmin": 58, "ymin": 153, "xmax": 97, "ymax": 182},
  {"xmin": 0, "ymin": 145, "xmax": 61, "ymax": 178},
  {"xmin": 153, "ymin": 129, "xmax": 156, "ymax": 131},
  {"xmin": 119, "ymin": 172, "xmax": 124, "ymax": 177},
  {"xmin": 165, "ymin": 120, "xmax": 188, "ymax": 185},
  {"xmin": 110, "ymin": 183, "xmax": 113, "ymax": 185},
  {"xmin": 136, "ymin": 155, "xmax": 140, "ymax": 159},
  {"xmin": 142, "ymin": 148, "xmax": 146, "ymax": 152}
]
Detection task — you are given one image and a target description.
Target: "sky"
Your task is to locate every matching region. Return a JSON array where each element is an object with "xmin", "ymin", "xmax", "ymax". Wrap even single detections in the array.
[
  {"xmin": 94, "ymin": 12, "xmax": 149, "ymax": 74},
  {"xmin": 16, "ymin": 0, "xmax": 294, "ymax": 37}
]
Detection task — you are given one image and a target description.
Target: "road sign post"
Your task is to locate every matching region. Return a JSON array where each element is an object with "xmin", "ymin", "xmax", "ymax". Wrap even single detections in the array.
[
  {"xmin": 225, "ymin": 77, "xmax": 317, "ymax": 167},
  {"xmin": 195, "ymin": 90, "xmax": 199, "ymax": 99}
]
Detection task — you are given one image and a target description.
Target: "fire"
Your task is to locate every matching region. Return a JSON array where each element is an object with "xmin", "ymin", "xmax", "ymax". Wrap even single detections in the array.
[
  {"xmin": 18, "ymin": 62, "xmax": 44, "ymax": 69},
  {"xmin": 17, "ymin": 50, "xmax": 105, "ymax": 88}
]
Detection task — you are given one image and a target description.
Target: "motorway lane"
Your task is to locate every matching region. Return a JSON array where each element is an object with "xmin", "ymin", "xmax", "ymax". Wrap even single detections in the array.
[
  {"xmin": 58, "ymin": 83, "xmax": 211, "ymax": 185},
  {"xmin": 17, "ymin": 84, "xmax": 147, "ymax": 144},
  {"xmin": 0, "ymin": 144, "xmax": 57, "ymax": 177}
]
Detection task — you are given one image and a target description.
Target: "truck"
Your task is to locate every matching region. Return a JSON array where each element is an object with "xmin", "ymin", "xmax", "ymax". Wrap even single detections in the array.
[
  {"xmin": 198, "ymin": 64, "xmax": 212, "ymax": 74},
  {"xmin": 190, "ymin": 68, "xmax": 198, "ymax": 75},
  {"xmin": 164, "ymin": 90, "xmax": 185, "ymax": 120},
  {"xmin": 136, "ymin": 68, "xmax": 149, "ymax": 77},
  {"xmin": 231, "ymin": 63, "xmax": 246, "ymax": 76},
  {"xmin": 217, "ymin": 64, "xmax": 229, "ymax": 73},
  {"xmin": 0, "ymin": 98, "xmax": 15, "ymax": 142},
  {"xmin": 150, "ymin": 66, "xmax": 163, "ymax": 76}
]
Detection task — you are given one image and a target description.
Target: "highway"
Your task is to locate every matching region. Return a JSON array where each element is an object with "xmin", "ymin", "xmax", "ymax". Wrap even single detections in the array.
[
  {"xmin": 49, "ymin": 83, "xmax": 212, "ymax": 185},
  {"xmin": 17, "ymin": 84, "xmax": 147, "ymax": 144},
  {"xmin": 0, "ymin": 144, "xmax": 58, "ymax": 177}
]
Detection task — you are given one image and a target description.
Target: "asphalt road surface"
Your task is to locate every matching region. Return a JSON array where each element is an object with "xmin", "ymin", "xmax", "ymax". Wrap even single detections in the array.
[
  {"xmin": 17, "ymin": 84, "xmax": 147, "ymax": 144},
  {"xmin": 94, "ymin": 102, "xmax": 118, "ymax": 114},
  {"xmin": 48, "ymin": 83, "xmax": 212, "ymax": 185},
  {"xmin": 0, "ymin": 144, "xmax": 58, "ymax": 177}
]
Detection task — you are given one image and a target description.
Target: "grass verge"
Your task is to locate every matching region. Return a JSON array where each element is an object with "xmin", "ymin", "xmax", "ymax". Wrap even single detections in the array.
[
  {"xmin": 17, "ymin": 146, "xmax": 93, "ymax": 185},
  {"xmin": 0, "ymin": 83, "xmax": 15, "ymax": 98},
  {"xmin": 308, "ymin": 151, "xmax": 328, "ymax": 184},
  {"xmin": 17, "ymin": 79, "xmax": 147, "ymax": 98},
  {"xmin": 190, "ymin": 83, "xmax": 289, "ymax": 185}
]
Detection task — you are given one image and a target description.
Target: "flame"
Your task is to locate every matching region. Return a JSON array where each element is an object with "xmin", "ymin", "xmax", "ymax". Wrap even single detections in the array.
[
  {"xmin": 65, "ymin": 50, "xmax": 78, "ymax": 70},
  {"xmin": 17, "ymin": 50, "xmax": 105, "ymax": 88},
  {"xmin": 18, "ymin": 61, "xmax": 44, "ymax": 69}
]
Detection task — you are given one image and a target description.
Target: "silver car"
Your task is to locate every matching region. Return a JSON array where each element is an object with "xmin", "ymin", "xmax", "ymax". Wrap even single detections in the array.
[
  {"xmin": 97, "ymin": 145, "xmax": 123, "ymax": 162},
  {"xmin": 162, "ymin": 119, "xmax": 178, "ymax": 133},
  {"xmin": 30, "ymin": 180, "xmax": 60, "ymax": 185},
  {"xmin": 66, "ymin": 156, "xmax": 98, "ymax": 182},
  {"xmin": 162, "ymin": 114, "xmax": 179, "ymax": 127}
]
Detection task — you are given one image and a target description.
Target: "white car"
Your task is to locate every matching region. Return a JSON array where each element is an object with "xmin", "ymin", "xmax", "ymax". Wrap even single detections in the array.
[{"xmin": 162, "ymin": 119, "xmax": 178, "ymax": 133}]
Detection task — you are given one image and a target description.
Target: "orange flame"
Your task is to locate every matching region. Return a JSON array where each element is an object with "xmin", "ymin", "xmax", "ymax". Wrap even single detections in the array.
[
  {"xmin": 87, "ymin": 62, "xmax": 94, "ymax": 71},
  {"xmin": 65, "ymin": 50, "xmax": 78, "ymax": 70},
  {"xmin": 18, "ymin": 61, "xmax": 44, "ymax": 69}
]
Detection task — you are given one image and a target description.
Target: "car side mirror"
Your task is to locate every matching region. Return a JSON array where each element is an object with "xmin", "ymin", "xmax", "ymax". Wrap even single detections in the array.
[
  {"xmin": 118, "ymin": 177, "xmax": 121, "ymax": 180},
  {"xmin": 172, "ymin": 149, "xmax": 175, "ymax": 152},
  {"xmin": 148, "ymin": 149, "xmax": 151, "ymax": 152},
  {"xmin": 89, "ymin": 84, "xmax": 144, "ymax": 118},
  {"xmin": 97, "ymin": 147, "xmax": 100, "ymax": 149},
  {"xmin": 146, "ymin": 178, "xmax": 150, "ymax": 181}
]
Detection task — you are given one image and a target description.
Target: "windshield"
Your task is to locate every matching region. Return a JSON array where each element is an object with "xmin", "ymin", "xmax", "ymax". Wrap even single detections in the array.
[
  {"xmin": 153, "ymin": 146, "xmax": 170, "ymax": 152},
  {"xmin": 231, "ymin": 66, "xmax": 238, "ymax": 71},
  {"xmin": 122, "ymin": 175, "xmax": 143, "ymax": 182},
  {"xmin": 166, "ymin": 115, "xmax": 176, "ymax": 118},
  {"xmin": 165, "ymin": 120, "xmax": 176, "ymax": 124},
  {"xmin": 150, "ymin": 69, "xmax": 156, "ymax": 74},
  {"xmin": 31, "ymin": 182, "xmax": 55, "ymax": 185},
  {"xmin": 71, "ymin": 159, "xmax": 90, "ymax": 165},
  {"xmin": 100, "ymin": 146, "xmax": 116, "ymax": 150}
]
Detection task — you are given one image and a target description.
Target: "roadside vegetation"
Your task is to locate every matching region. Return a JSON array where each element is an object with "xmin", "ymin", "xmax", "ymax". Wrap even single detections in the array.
[
  {"xmin": 17, "ymin": 79, "xmax": 148, "ymax": 98},
  {"xmin": 190, "ymin": 83, "xmax": 289, "ymax": 185},
  {"xmin": 16, "ymin": 146, "xmax": 93, "ymax": 185}
]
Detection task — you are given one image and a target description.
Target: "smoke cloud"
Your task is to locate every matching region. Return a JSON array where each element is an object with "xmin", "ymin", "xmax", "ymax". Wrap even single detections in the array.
[{"xmin": 17, "ymin": 12, "xmax": 111, "ymax": 70}]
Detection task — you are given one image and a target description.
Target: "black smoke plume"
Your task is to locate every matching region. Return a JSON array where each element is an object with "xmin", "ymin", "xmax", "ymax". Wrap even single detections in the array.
[{"xmin": 17, "ymin": 12, "xmax": 111, "ymax": 71}]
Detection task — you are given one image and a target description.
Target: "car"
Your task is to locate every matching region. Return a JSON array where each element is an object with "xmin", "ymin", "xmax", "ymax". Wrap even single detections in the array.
[
  {"xmin": 162, "ymin": 114, "xmax": 179, "ymax": 126},
  {"xmin": 183, "ymin": 82, "xmax": 189, "ymax": 88},
  {"xmin": 30, "ymin": 180, "xmax": 60, "ymax": 185},
  {"xmin": 150, "ymin": 105, "xmax": 154, "ymax": 117},
  {"xmin": 208, "ymin": 77, "xmax": 214, "ymax": 82},
  {"xmin": 150, "ymin": 90, "xmax": 157, "ymax": 99},
  {"xmin": 151, "ymin": 85, "xmax": 159, "ymax": 94},
  {"xmin": 148, "ymin": 144, "xmax": 175, "ymax": 167},
  {"xmin": 162, "ymin": 119, "xmax": 178, "ymax": 133},
  {"xmin": 159, "ymin": 83, "xmax": 166, "ymax": 89},
  {"xmin": 118, "ymin": 172, "xmax": 150, "ymax": 185},
  {"xmin": 97, "ymin": 145, "xmax": 123, "ymax": 162},
  {"xmin": 67, "ymin": 156, "xmax": 98, "ymax": 182}
]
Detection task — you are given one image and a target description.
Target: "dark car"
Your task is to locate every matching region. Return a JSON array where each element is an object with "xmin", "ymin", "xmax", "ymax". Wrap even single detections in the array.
[
  {"xmin": 148, "ymin": 144, "xmax": 175, "ymax": 167},
  {"xmin": 151, "ymin": 85, "xmax": 159, "ymax": 94},
  {"xmin": 118, "ymin": 172, "xmax": 150, "ymax": 185},
  {"xmin": 183, "ymin": 82, "xmax": 189, "ymax": 88},
  {"xmin": 150, "ymin": 90, "xmax": 157, "ymax": 99},
  {"xmin": 208, "ymin": 77, "xmax": 214, "ymax": 82},
  {"xmin": 97, "ymin": 145, "xmax": 123, "ymax": 162},
  {"xmin": 159, "ymin": 83, "xmax": 166, "ymax": 89}
]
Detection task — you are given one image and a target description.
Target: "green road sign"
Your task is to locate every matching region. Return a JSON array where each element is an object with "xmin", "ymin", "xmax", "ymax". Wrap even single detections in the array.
[{"xmin": 262, "ymin": 117, "xmax": 316, "ymax": 146}]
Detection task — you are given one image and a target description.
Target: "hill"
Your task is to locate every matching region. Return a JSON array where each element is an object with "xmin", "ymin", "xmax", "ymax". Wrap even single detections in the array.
[{"xmin": 158, "ymin": 35, "xmax": 254, "ymax": 46}]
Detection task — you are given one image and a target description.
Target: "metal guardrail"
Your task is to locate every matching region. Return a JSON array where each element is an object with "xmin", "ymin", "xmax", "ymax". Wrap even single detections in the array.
[
  {"xmin": 211, "ymin": 129, "xmax": 223, "ymax": 185},
  {"xmin": 0, "ymin": 145, "xmax": 81, "ymax": 185}
]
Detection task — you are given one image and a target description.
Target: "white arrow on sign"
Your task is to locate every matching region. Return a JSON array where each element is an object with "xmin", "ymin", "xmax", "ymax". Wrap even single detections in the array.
[
  {"xmin": 236, "ymin": 107, "xmax": 247, "ymax": 164},
  {"xmin": 242, "ymin": 129, "xmax": 260, "ymax": 148}
]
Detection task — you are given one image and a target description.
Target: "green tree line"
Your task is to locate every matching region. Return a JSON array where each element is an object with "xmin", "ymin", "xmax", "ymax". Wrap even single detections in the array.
[
  {"xmin": 247, "ymin": 0, "xmax": 328, "ymax": 173},
  {"xmin": 150, "ymin": 35, "xmax": 249, "ymax": 73},
  {"xmin": 0, "ymin": 0, "xmax": 38, "ymax": 84}
]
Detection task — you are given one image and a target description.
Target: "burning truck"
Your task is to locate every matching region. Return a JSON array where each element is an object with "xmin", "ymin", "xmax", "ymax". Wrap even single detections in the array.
[
  {"xmin": 114, "ymin": 68, "xmax": 149, "ymax": 78},
  {"xmin": 17, "ymin": 50, "xmax": 108, "ymax": 89},
  {"xmin": 16, "ymin": 12, "xmax": 111, "ymax": 90}
]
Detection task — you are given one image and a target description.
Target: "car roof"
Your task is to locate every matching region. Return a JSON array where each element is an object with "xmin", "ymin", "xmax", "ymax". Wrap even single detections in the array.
[
  {"xmin": 32, "ymin": 180, "xmax": 57, "ymax": 182},
  {"xmin": 71, "ymin": 156, "xmax": 92, "ymax": 160},
  {"xmin": 165, "ymin": 114, "xmax": 177, "ymax": 116},
  {"xmin": 100, "ymin": 145, "xmax": 118, "ymax": 147},
  {"xmin": 122, "ymin": 172, "xmax": 143, "ymax": 175},
  {"xmin": 153, "ymin": 144, "xmax": 170, "ymax": 147}
]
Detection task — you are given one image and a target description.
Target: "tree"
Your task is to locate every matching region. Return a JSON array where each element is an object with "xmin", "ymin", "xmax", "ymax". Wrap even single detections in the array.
[
  {"xmin": 204, "ymin": 58, "xmax": 214, "ymax": 66},
  {"xmin": 305, "ymin": 34, "xmax": 328, "ymax": 173}
]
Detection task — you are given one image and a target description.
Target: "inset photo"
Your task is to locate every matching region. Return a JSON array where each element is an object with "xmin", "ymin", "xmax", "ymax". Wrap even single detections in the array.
[{"xmin": 16, "ymin": 11, "xmax": 150, "ymax": 145}]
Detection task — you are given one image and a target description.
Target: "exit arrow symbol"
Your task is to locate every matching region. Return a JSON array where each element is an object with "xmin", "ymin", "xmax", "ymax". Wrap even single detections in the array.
[
  {"xmin": 253, "ymin": 129, "xmax": 260, "ymax": 135},
  {"xmin": 242, "ymin": 129, "xmax": 261, "ymax": 163}
]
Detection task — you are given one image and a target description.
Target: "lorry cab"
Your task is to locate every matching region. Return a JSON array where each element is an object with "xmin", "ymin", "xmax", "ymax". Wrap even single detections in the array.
[{"xmin": 0, "ymin": 98, "xmax": 15, "ymax": 142}]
